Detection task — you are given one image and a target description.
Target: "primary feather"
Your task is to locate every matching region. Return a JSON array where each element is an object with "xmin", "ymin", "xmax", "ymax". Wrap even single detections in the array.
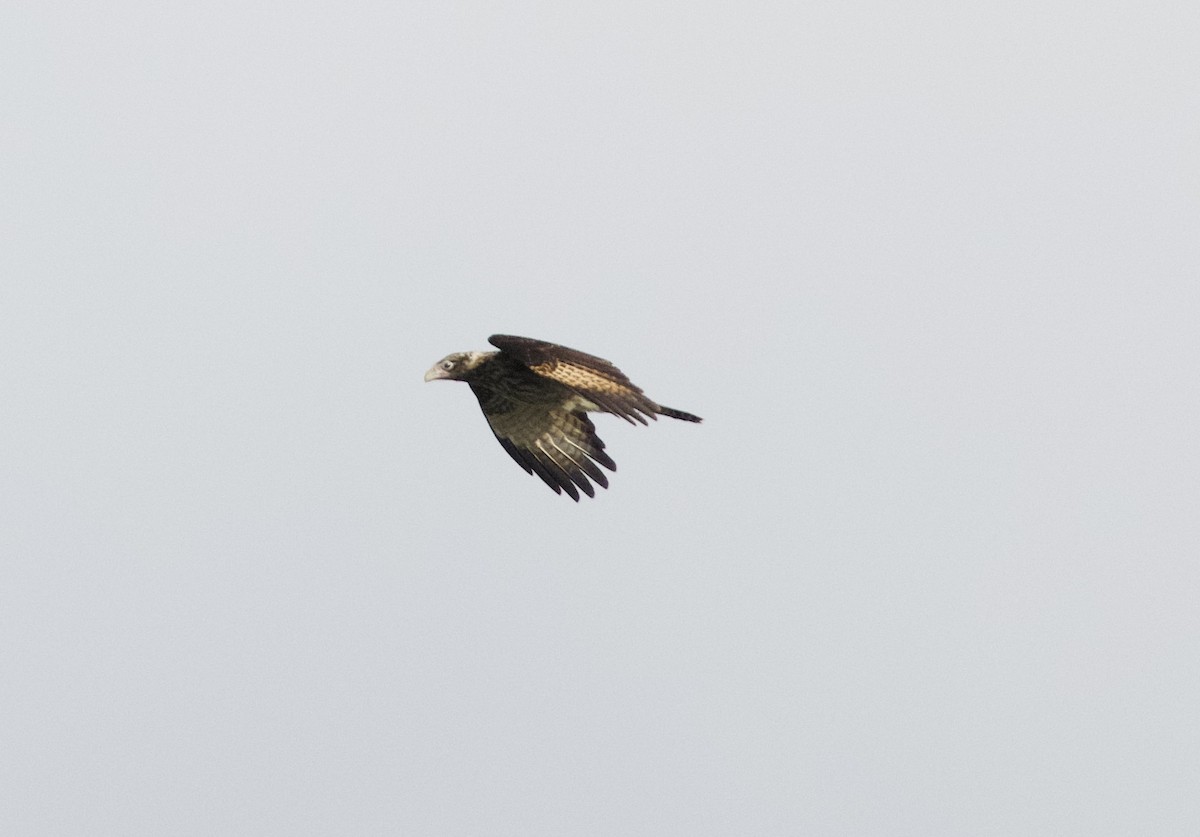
[{"xmin": 424, "ymin": 334, "xmax": 701, "ymax": 500}]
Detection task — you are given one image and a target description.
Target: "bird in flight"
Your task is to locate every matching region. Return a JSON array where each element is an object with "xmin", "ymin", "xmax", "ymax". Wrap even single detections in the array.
[{"xmin": 424, "ymin": 334, "xmax": 702, "ymax": 500}]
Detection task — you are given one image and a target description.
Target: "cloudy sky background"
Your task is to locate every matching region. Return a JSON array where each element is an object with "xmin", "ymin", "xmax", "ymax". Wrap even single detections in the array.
[{"xmin": 3, "ymin": 2, "xmax": 1198, "ymax": 834}]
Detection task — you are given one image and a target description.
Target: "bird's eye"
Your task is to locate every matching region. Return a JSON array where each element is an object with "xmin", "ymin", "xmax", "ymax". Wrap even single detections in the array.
[{"xmin": 442, "ymin": 360, "xmax": 455, "ymax": 370}]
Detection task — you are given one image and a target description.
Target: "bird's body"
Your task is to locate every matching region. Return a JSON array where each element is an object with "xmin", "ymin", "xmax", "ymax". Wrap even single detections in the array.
[{"xmin": 424, "ymin": 334, "xmax": 701, "ymax": 500}]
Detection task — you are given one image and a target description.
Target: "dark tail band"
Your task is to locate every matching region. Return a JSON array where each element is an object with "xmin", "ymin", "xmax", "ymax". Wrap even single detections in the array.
[{"xmin": 658, "ymin": 406, "xmax": 702, "ymax": 423}]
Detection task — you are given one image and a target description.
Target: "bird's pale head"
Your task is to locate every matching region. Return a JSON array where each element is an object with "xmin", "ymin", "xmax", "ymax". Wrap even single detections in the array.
[{"xmin": 424, "ymin": 351, "xmax": 488, "ymax": 382}]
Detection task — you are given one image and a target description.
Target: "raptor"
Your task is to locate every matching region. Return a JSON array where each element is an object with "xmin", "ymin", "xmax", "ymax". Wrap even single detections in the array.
[{"xmin": 424, "ymin": 334, "xmax": 701, "ymax": 500}]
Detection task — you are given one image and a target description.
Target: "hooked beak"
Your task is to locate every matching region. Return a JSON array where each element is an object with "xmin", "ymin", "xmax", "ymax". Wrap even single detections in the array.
[{"xmin": 424, "ymin": 365, "xmax": 449, "ymax": 382}]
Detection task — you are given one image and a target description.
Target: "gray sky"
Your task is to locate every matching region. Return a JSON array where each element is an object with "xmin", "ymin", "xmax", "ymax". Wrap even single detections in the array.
[{"xmin": 3, "ymin": 2, "xmax": 1198, "ymax": 834}]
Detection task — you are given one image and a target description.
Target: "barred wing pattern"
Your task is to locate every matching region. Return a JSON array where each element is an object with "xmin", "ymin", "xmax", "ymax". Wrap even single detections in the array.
[
  {"xmin": 488, "ymin": 334, "xmax": 670, "ymax": 425},
  {"xmin": 472, "ymin": 377, "xmax": 616, "ymax": 501}
]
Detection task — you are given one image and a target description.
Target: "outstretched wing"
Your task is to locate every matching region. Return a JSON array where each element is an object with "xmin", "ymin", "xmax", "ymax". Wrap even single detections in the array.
[
  {"xmin": 488, "ymin": 334, "xmax": 662, "ymax": 425},
  {"xmin": 474, "ymin": 382, "xmax": 617, "ymax": 501}
]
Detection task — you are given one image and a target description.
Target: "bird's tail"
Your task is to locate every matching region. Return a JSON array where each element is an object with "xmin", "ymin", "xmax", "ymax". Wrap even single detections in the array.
[{"xmin": 658, "ymin": 405, "xmax": 702, "ymax": 423}]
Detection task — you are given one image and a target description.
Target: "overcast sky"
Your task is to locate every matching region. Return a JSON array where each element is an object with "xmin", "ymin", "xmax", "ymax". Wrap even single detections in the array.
[{"xmin": 2, "ymin": 2, "xmax": 1198, "ymax": 834}]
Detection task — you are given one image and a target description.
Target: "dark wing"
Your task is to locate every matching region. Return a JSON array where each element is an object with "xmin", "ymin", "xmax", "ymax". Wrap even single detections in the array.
[
  {"xmin": 488, "ymin": 334, "xmax": 663, "ymax": 425},
  {"xmin": 472, "ymin": 380, "xmax": 617, "ymax": 501}
]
